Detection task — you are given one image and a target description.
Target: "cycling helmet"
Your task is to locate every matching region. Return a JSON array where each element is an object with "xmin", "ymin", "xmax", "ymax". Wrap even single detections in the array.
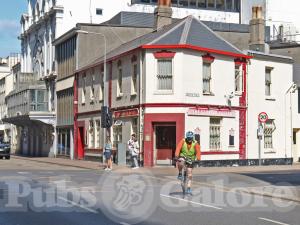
[{"xmin": 185, "ymin": 131, "xmax": 194, "ymax": 142}]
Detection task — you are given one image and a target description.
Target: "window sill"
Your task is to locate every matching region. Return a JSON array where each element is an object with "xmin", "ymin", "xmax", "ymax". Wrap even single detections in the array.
[
  {"xmin": 203, "ymin": 92, "xmax": 214, "ymax": 96},
  {"xmin": 154, "ymin": 90, "xmax": 173, "ymax": 95},
  {"xmin": 228, "ymin": 145, "xmax": 235, "ymax": 148},
  {"xmin": 265, "ymin": 96, "xmax": 276, "ymax": 101},
  {"xmin": 264, "ymin": 150, "xmax": 276, "ymax": 154},
  {"xmin": 130, "ymin": 92, "xmax": 137, "ymax": 96},
  {"xmin": 117, "ymin": 93, "xmax": 124, "ymax": 98},
  {"xmin": 235, "ymin": 91, "xmax": 242, "ymax": 96}
]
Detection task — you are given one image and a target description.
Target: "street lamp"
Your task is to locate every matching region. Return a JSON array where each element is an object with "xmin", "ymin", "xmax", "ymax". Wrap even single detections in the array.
[
  {"xmin": 284, "ymin": 82, "xmax": 297, "ymax": 162},
  {"xmin": 76, "ymin": 30, "xmax": 108, "ymax": 162}
]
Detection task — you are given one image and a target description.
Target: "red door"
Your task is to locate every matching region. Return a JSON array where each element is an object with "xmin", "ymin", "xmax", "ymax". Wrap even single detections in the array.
[
  {"xmin": 78, "ymin": 127, "xmax": 85, "ymax": 159},
  {"xmin": 155, "ymin": 124, "xmax": 176, "ymax": 165}
]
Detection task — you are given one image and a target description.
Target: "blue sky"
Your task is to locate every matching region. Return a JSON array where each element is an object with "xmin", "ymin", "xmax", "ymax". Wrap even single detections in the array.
[{"xmin": 0, "ymin": 0, "xmax": 27, "ymax": 58}]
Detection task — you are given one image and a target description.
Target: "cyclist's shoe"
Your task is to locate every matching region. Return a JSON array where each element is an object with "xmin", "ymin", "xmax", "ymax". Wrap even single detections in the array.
[
  {"xmin": 186, "ymin": 187, "xmax": 192, "ymax": 195},
  {"xmin": 177, "ymin": 173, "xmax": 182, "ymax": 180}
]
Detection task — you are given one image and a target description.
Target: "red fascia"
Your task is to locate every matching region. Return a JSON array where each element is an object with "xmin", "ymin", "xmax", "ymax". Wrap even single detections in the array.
[
  {"xmin": 142, "ymin": 44, "xmax": 252, "ymax": 59},
  {"xmin": 154, "ymin": 51, "xmax": 176, "ymax": 59}
]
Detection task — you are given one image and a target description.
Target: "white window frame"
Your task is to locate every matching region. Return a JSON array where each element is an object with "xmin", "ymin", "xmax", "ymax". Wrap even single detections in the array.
[
  {"xmin": 209, "ymin": 117, "xmax": 221, "ymax": 150},
  {"xmin": 88, "ymin": 120, "xmax": 94, "ymax": 148},
  {"xmin": 81, "ymin": 74, "xmax": 86, "ymax": 105},
  {"xmin": 265, "ymin": 67, "xmax": 272, "ymax": 96},
  {"xmin": 90, "ymin": 74, "xmax": 95, "ymax": 103},
  {"xmin": 117, "ymin": 60, "xmax": 123, "ymax": 97},
  {"xmin": 131, "ymin": 61, "xmax": 138, "ymax": 95},
  {"xmin": 156, "ymin": 58, "xmax": 173, "ymax": 91},
  {"xmin": 264, "ymin": 119, "xmax": 275, "ymax": 149},
  {"xmin": 113, "ymin": 125, "xmax": 122, "ymax": 149},
  {"xmin": 235, "ymin": 64, "xmax": 243, "ymax": 94},
  {"xmin": 203, "ymin": 62, "xmax": 212, "ymax": 94},
  {"xmin": 131, "ymin": 117, "xmax": 138, "ymax": 136},
  {"xmin": 95, "ymin": 120, "xmax": 100, "ymax": 148}
]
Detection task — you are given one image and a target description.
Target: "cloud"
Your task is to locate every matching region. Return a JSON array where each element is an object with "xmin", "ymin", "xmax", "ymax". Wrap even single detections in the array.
[{"xmin": 0, "ymin": 19, "xmax": 20, "ymax": 38}]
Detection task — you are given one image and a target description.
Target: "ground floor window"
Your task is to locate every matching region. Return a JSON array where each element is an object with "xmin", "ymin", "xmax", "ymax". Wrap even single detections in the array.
[
  {"xmin": 95, "ymin": 120, "xmax": 101, "ymax": 148},
  {"xmin": 264, "ymin": 119, "xmax": 275, "ymax": 149},
  {"xmin": 113, "ymin": 125, "xmax": 122, "ymax": 149},
  {"xmin": 88, "ymin": 120, "xmax": 94, "ymax": 148},
  {"xmin": 131, "ymin": 117, "xmax": 138, "ymax": 136},
  {"xmin": 209, "ymin": 118, "xmax": 221, "ymax": 150},
  {"xmin": 57, "ymin": 129, "xmax": 71, "ymax": 155}
]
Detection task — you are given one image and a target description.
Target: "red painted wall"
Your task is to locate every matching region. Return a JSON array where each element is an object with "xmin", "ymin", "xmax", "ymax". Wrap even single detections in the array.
[{"xmin": 143, "ymin": 113, "xmax": 185, "ymax": 167}]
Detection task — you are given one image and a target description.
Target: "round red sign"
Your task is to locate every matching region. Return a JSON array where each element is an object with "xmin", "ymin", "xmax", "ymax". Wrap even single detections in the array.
[{"xmin": 258, "ymin": 112, "xmax": 268, "ymax": 123}]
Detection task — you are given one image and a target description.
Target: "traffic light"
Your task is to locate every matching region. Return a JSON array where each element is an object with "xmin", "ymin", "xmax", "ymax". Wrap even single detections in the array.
[{"xmin": 101, "ymin": 106, "xmax": 113, "ymax": 128}]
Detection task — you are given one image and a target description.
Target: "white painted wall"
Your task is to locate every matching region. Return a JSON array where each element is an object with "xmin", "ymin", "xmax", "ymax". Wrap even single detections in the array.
[{"xmin": 247, "ymin": 55, "xmax": 293, "ymax": 159}]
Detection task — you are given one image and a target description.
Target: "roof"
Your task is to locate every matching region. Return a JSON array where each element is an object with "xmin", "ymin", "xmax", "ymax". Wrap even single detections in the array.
[
  {"xmin": 247, "ymin": 50, "xmax": 294, "ymax": 64},
  {"xmin": 78, "ymin": 15, "xmax": 248, "ymax": 72}
]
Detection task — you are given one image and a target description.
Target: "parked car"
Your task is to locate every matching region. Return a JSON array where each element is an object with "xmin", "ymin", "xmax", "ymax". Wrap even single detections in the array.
[{"xmin": 0, "ymin": 143, "xmax": 10, "ymax": 159}]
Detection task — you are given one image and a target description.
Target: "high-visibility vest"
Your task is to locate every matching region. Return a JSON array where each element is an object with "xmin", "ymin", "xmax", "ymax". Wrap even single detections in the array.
[{"xmin": 179, "ymin": 139, "xmax": 197, "ymax": 160}]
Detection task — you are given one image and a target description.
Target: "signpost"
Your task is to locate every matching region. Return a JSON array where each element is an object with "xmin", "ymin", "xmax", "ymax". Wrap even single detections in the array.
[{"xmin": 257, "ymin": 112, "xmax": 268, "ymax": 166}]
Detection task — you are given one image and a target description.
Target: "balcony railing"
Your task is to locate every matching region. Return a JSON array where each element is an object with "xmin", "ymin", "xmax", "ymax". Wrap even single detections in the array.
[{"xmin": 14, "ymin": 72, "xmax": 43, "ymax": 89}]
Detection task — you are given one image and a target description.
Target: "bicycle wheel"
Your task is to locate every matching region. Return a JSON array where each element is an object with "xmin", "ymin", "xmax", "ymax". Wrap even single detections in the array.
[{"xmin": 181, "ymin": 169, "xmax": 187, "ymax": 198}]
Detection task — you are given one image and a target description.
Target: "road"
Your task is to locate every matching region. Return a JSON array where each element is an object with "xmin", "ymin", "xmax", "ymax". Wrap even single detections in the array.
[{"xmin": 0, "ymin": 158, "xmax": 300, "ymax": 225}]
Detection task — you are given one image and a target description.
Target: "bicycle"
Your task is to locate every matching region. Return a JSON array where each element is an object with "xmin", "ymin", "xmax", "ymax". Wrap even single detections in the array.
[{"xmin": 174, "ymin": 157, "xmax": 193, "ymax": 198}]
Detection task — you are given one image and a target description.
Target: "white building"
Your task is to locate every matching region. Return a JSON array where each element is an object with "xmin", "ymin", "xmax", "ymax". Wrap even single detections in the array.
[{"xmin": 0, "ymin": 54, "xmax": 20, "ymax": 143}]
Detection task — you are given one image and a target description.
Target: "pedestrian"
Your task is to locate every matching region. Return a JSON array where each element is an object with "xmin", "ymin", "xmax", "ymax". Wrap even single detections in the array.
[
  {"xmin": 128, "ymin": 133, "xmax": 139, "ymax": 169},
  {"xmin": 104, "ymin": 136, "xmax": 113, "ymax": 171}
]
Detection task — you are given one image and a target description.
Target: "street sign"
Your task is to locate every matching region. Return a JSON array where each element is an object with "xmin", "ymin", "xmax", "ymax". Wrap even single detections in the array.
[{"xmin": 258, "ymin": 112, "xmax": 268, "ymax": 123}]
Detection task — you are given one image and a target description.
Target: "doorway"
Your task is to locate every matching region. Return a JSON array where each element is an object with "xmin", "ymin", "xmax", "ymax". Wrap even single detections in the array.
[
  {"xmin": 154, "ymin": 124, "xmax": 176, "ymax": 165},
  {"xmin": 78, "ymin": 127, "xmax": 85, "ymax": 159}
]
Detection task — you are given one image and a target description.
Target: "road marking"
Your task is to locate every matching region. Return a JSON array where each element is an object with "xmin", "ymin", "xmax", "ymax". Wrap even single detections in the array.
[
  {"xmin": 258, "ymin": 217, "xmax": 290, "ymax": 225},
  {"xmin": 17, "ymin": 172, "xmax": 30, "ymax": 175},
  {"xmin": 58, "ymin": 196, "xmax": 98, "ymax": 213},
  {"xmin": 160, "ymin": 194, "xmax": 222, "ymax": 210}
]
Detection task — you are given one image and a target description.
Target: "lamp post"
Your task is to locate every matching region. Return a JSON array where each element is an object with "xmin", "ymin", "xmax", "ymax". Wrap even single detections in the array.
[
  {"xmin": 285, "ymin": 82, "xmax": 297, "ymax": 162},
  {"xmin": 76, "ymin": 30, "xmax": 108, "ymax": 163}
]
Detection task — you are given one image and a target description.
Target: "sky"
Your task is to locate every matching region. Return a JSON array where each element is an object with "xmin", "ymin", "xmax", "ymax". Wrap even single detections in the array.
[{"xmin": 0, "ymin": 0, "xmax": 27, "ymax": 58}]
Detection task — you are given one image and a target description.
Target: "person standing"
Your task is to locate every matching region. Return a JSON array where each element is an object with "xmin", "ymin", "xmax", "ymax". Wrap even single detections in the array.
[
  {"xmin": 104, "ymin": 137, "xmax": 113, "ymax": 171},
  {"xmin": 128, "ymin": 133, "xmax": 139, "ymax": 169}
]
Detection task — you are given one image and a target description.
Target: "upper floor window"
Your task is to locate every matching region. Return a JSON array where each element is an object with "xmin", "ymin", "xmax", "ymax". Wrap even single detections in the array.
[
  {"xmin": 90, "ymin": 73, "xmax": 95, "ymax": 103},
  {"xmin": 203, "ymin": 62, "xmax": 212, "ymax": 94},
  {"xmin": 131, "ymin": 55, "xmax": 138, "ymax": 95},
  {"xmin": 117, "ymin": 60, "xmax": 123, "ymax": 97},
  {"xmin": 96, "ymin": 8, "xmax": 103, "ymax": 15},
  {"xmin": 157, "ymin": 59, "xmax": 173, "ymax": 91},
  {"xmin": 235, "ymin": 64, "xmax": 243, "ymax": 93},
  {"xmin": 81, "ymin": 74, "xmax": 86, "ymax": 105},
  {"xmin": 265, "ymin": 67, "xmax": 272, "ymax": 96},
  {"xmin": 88, "ymin": 120, "xmax": 94, "ymax": 148}
]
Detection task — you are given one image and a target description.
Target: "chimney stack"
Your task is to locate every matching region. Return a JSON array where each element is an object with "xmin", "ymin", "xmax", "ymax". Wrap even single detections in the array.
[
  {"xmin": 249, "ymin": 6, "xmax": 267, "ymax": 53},
  {"xmin": 154, "ymin": 0, "xmax": 173, "ymax": 30}
]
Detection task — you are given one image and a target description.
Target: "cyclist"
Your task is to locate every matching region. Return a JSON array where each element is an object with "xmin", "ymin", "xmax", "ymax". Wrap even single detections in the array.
[{"xmin": 175, "ymin": 131, "xmax": 201, "ymax": 195}]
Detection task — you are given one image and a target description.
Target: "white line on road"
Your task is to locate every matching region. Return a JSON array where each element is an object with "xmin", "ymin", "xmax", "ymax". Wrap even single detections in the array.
[
  {"xmin": 160, "ymin": 194, "xmax": 222, "ymax": 210},
  {"xmin": 258, "ymin": 217, "xmax": 290, "ymax": 225},
  {"xmin": 58, "ymin": 196, "xmax": 98, "ymax": 213}
]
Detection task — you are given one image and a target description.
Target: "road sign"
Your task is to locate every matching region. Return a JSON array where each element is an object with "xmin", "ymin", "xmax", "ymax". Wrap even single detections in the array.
[{"xmin": 258, "ymin": 112, "xmax": 268, "ymax": 123}]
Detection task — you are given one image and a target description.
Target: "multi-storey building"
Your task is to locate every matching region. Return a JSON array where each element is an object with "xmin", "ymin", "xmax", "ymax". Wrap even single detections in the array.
[
  {"xmin": 0, "ymin": 54, "xmax": 20, "ymax": 144},
  {"xmin": 53, "ymin": 23, "xmax": 151, "ymax": 159},
  {"xmin": 73, "ymin": 4, "xmax": 293, "ymax": 167}
]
